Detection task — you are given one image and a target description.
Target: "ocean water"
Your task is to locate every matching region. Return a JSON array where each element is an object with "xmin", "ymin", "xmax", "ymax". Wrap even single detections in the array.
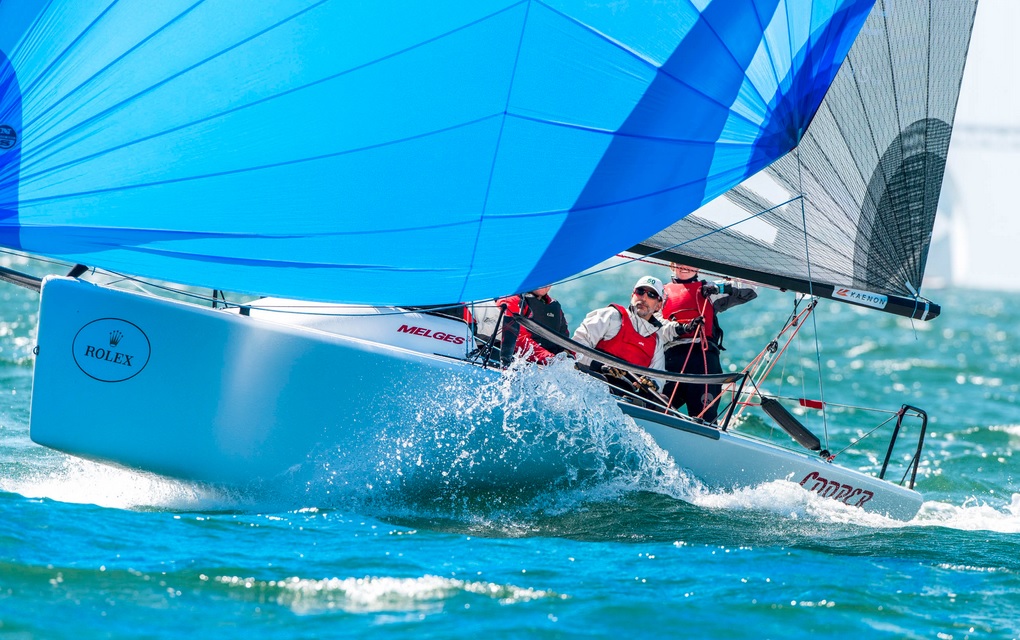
[{"xmin": 0, "ymin": 261, "xmax": 1017, "ymax": 639}]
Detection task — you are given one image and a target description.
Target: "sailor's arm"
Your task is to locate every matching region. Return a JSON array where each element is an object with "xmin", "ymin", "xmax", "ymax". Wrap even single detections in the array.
[
  {"xmin": 658, "ymin": 318, "xmax": 681, "ymax": 344},
  {"xmin": 710, "ymin": 281, "xmax": 758, "ymax": 313},
  {"xmin": 647, "ymin": 343, "xmax": 666, "ymax": 392},
  {"xmin": 658, "ymin": 317, "xmax": 702, "ymax": 346}
]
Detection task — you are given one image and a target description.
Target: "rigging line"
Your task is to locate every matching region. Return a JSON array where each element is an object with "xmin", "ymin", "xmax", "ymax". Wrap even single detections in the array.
[
  {"xmin": 796, "ymin": 145, "xmax": 830, "ymax": 448},
  {"xmin": 771, "ymin": 301, "xmax": 798, "ymax": 400},
  {"xmin": 89, "ymin": 267, "xmax": 486, "ymax": 318},
  {"xmin": 637, "ymin": 193, "xmax": 805, "ymax": 254},
  {"xmin": 560, "ymin": 193, "xmax": 802, "ymax": 291},
  {"xmin": 741, "ymin": 299, "xmax": 805, "ymax": 415},
  {"xmin": 757, "ymin": 144, "xmax": 887, "ymax": 276},
  {"xmin": 459, "ymin": 0, "xmax": 532, "ymax": 304},
  {"xmin": 735, "ymin": 296, "xmax": 808, "ymax": 417},
  {"xmin": 913, "ymin": 3, "xmax": 932, "ymax": 287},
  {"xmin": 828, "ymin": 412, "xmax": 900, "ymax": 459},
  {"xmin": 841, "ymin": 55, "xmax": 887, "ymax": 218},
  {"xmin": 905, "ymin": 280, "xmax": 921, "ymax": 340},
  {"xmin": 751, "ymin": 299, "xmax": 814, "ymax": 392},
  {"xmin": 8, "ymin": 211, "xmax": 496, "ymax": 237},
  {"xmin": 0, "ymin": 247, "xmax": 75, "ymax": 270},
  {"xmin": 691, "ymin": 293, "xmax": 711, "ymax": 418},
  {"xmin": 507, "ymin": 114, "xmax": 762, "ymax": 147},
  {"xmin": 247, "ymin": 303, "xmax": 479, "ymax": 319},
  {"xmin": 787, "ymin": 133, "xmax": 871, "ymax": 239},
  {"xmin": 765, "ymin": 394, "xmax": 902, "ymax": 414}
]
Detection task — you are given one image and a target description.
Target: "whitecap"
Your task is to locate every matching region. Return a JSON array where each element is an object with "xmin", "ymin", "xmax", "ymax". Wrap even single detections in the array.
[
  {"xmin": 0, "ymin": 453, "xmax": 233, "ymax": 511},
  {"xmin": 912, "ymin": 493, "xmax": 1020, "ymax": 533},
  {"xmin": 213, "ymin": 574, "xmax": 563, "ymax": 615},
  {"xmin": 685, "ymin": 478, "xmax": 908, "ymax": 527}
]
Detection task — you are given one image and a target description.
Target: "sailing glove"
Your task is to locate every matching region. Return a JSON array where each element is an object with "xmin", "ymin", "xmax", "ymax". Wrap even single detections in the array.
[
  {"xmin": 681, "ymin": 316, "xmax": 704, "ymax": 333},
  {"xmin": 701, "ymin": 282, "xmax": 730, "ymax": 296},
  {"xmin": 637, "ymin": 376, "xmax": 658, "ymax": 391}
]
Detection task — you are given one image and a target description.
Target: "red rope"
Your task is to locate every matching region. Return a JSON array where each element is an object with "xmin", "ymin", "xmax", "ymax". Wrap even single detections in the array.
[{"xmin": 664, "ymin": 294, "xmax": 712, "ymax": 414}]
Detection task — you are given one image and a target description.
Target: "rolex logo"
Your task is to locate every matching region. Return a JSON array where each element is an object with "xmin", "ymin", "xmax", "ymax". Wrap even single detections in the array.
[{"xmin": 73, "ymin": 318, "xmax": 151, "ymax": 383}]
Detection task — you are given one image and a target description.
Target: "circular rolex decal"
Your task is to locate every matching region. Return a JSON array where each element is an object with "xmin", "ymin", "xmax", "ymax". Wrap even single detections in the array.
[{"xmin": 72, "ymin": 318, "xmax": 151, "ymax": 382}]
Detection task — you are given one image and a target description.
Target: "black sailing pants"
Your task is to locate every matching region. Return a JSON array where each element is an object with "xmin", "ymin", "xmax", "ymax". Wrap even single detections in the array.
[{"xmin": 663, "ymin": 342, "xmax": 722, "ymax": 423}]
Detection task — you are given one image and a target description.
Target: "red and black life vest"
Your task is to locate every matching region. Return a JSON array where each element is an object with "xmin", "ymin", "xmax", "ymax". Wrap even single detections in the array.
[
  {"xmin": 595, "ymin": 304, "xmax": 657, "ymax": 367},
  {"xmin": 663, "ymin": 280, "xmax": 716, "ymax": 340}
]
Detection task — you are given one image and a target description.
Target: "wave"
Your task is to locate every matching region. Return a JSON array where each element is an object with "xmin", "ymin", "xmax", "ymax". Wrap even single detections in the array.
[
  {"xmin": 0, "ymin": 455, "xmax": 236, "ymax": 511},
  {"xmin": 213, "ymin": 574, "xmax": 561, "ymax": 615},
  {"xmin": 913, "ymin": 493, "xmax": 1020, "ymax": 534}
]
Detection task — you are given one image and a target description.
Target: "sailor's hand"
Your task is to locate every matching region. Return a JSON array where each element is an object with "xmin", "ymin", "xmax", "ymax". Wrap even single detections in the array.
[
  {"xmin": 637, "ymin": 376, "xmax": 658, "ymax": 391},
  {"xmin": 702, "ymin": 282, "xmax": 731, "ymax": 296},
  {"xmin": 682, "ymin": 316, "xmax": 704, "ymax": 333},
  {"xmin": 602, "ymin": 366, "xmax": 626, "ymax": 379}
]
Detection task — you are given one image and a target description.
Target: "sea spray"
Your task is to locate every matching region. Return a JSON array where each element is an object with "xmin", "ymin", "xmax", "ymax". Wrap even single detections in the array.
[{"xmin": 301, "ymin": 355, "xmax": 700, "ymax": 519}]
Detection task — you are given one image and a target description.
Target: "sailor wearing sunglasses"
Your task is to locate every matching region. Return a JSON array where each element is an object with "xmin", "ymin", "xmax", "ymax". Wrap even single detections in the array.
[{"xmin": 572, "ymin": 275, "xmax": 700, "ymax": 398}]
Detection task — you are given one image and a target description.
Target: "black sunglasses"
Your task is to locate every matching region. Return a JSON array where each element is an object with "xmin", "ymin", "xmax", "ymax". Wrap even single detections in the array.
[{"xmin": 633, "ymin": 287, "xmax": 661, "ymax": 301}]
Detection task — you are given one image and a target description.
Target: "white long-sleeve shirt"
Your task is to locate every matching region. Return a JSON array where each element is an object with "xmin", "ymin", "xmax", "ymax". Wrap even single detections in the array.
[{"xmin": 572, "ymin": 305, "xmax": 682, "ymax": 389}]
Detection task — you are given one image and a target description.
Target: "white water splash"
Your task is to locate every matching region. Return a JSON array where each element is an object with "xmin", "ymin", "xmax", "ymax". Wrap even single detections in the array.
[
  {"xmin": 213, "ymin": 574, "xmax": 563, "ymax": 615},
  {"xmin": 685, "ymin": 478, "xmax": 910, "ymax": 526},
  {"xmin": 913, "ymin": 493, "xmax": 1020, "ymax": 533},
  {"xmin": 0, "ymin": 454, "xmax": 231, "ymax": 511},
  {"xmin": 991, "ymin": 424, "xmax": 1020, "ymax": 440},
  {"xmin": 305, "ymin": 355, "xmax": 701, "ymax": 512},
  {"xmin": 687, "ymin": 477, "xmax": 1020, "ymax": 532}
]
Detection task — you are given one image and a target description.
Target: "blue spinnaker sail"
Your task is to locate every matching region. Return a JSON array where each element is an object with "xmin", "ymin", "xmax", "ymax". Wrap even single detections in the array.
[{"xmin": 0, "ymin": 0, "xmax": 873, "ymax": 305}]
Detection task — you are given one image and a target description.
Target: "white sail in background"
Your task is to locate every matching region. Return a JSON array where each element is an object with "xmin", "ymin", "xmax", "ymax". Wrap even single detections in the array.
[{"xmin": 943, "ymin": 0, "xmax": 1020, "ymax": 291}]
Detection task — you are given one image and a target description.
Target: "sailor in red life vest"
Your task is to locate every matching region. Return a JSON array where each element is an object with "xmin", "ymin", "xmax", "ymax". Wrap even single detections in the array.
[
  {"xmin": 496, "ymin": 285, "xmax": 570, "ymax": 365},
  {"xmin": 661, "ymin": 263, "xmax": 757, "ymax": 422},
  {"xmin": 572, "ymin": 275, "xmax": 698, "ymax": 400}
]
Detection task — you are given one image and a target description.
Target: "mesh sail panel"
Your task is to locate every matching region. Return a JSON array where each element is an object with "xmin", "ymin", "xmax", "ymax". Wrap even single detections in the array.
[{"xmin": 634, "ymin": 0, "xmax": 978, "ymax": 319}]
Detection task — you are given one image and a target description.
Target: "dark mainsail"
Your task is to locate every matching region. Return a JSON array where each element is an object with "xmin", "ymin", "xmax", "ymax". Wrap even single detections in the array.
[{"xmin": 632, "ymin": 0, "xmax": 979, "ymax": 321}]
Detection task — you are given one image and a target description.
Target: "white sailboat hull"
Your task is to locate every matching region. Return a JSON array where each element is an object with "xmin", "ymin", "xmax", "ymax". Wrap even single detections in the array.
[
  {"xmin": 29, "ymin": 277, "xmax": 922, "ymax": 519},
  {"xmin": 30, "ymin": 277, "xmax": 488, "ymax": 486}
]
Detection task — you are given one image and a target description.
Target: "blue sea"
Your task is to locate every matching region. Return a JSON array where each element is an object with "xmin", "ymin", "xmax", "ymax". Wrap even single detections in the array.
[{"xmin": 0, "ymin": 259, "xmax": 1017, "ymax": 639}]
